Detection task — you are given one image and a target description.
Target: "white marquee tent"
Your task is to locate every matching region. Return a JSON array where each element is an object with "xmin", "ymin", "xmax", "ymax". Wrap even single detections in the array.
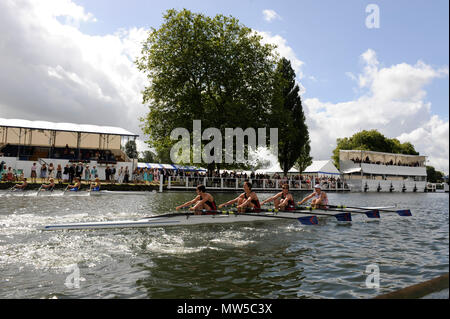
[{"xmin": 302, "ymin": 160, "xmax": 340, "ymax": 177}]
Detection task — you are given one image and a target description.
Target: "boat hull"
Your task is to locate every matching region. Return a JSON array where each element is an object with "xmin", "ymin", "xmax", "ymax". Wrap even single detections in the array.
[
  {"xmin": 39, "ymin": 206, "xmax": 395, "ymax": 231},
  {"xmin": 40, "ymin": 211, "xmax": 322, "ymax": 231}
]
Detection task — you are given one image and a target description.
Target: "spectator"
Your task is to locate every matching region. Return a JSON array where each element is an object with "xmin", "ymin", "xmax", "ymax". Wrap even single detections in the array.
[
  {"xmin": 110, "ymin": 165, "xmax": 116, "ymax": 184},
  {"xmin": 105, "ymin": 166, "xmax": 111, "ymax": 182},
  {"xmin": 118, "ymin": 167, "xmax": 124, "ymax": 184},
  {"xmin": 56, "ymin": 164, "xmax": 62, "ymax": 183},
  {"xmin": 84, "ymin": 165, "xmax": 91, "ymax": 183},
  {"xmin": 40, "ymin": 163, "xmax": 47, "ymax": 182},
  {"xmin": 30, "ymin": 162, "xmax": 37, "ymax": 183},
  {"xmin": 123, "ymin": 167, "xmax": 129, "ymax": 184},
  {"xmin": 48, "ymin": 163, "xmax": 54, "ymax": 182},
  {"xmin": 75, "ymin": 163, "xmax": 83, "ymax": 179},
  {"xmin": 62, "ymin": 164, "xmax": 69, "ymax": 182},
  {"xmin": 90, "ymin": 166, "xmax": 98, "ymax": 179},
  {"xmin": 69, "ymin": 164, "xmax": 76, "ymax": 183}
]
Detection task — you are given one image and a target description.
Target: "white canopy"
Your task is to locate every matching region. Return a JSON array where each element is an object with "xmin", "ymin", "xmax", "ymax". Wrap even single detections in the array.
[
  {"xmin": 303, "ymin": 160, "xmax": 341, "ymax": 176},
  {"xmin": 0, "ymin": 118, "xmax": 138, "ymax": 137}
]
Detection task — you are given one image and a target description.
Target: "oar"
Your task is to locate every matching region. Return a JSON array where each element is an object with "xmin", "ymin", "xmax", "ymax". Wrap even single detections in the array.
[
  {"xmin": 190, "ymin": 208, "xmax": 343, "ymax": 225},
  {"xmin": 144, "ymin": 208, "xmax": 320, "ymax": 225},
  {"xmin": 264, "ymin": 204, "xmax": 379, "ymax": 219},
  {"xmin": 62, "ymin": 184, "xmax": 69, "ymax": 195},
  {"xmin": 36, "ymin": 185, "xmax": 43, "ymax": 196},
  {"xmin": 320, "ymin": 204, "xmax": 412, "ymax": 217},
  {"xmin": 234, "ymin": 211, "xmax": 320, "ymax": 225}
]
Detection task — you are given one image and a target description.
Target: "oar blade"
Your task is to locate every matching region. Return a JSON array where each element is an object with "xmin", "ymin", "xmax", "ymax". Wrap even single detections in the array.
[
  {"xmin": 396, "ymin": 209, "xmax": 412, "ymax": 216},
  {"xmin": 334, "ymin": 212, "xmax": 352, "ymax": 222},
  {"xmin": 365, "ymin": 210, "xmax": 380, "ymax": 218},
  {"xmin": 298, "ymin": 216, "xmax": 319, "ymax": 225}
]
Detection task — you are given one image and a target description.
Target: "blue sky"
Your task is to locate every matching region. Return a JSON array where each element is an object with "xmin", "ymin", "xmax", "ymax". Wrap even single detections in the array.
[
  {"xmin": 75, "ymin": 0, "xmax": 449, "ymax": 119},
  {"xmin": 0, "ymin": 0, "xmax": 448, "ymax": 172}
]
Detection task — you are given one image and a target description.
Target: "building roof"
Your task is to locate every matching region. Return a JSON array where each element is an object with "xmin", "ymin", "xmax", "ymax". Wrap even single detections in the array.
[{"xmin": 0, "ymin": 118, "xmax": 138, "ymax": 137}]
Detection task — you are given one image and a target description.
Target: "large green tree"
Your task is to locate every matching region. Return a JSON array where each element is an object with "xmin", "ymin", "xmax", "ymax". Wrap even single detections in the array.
[
  {"xmin": 426, "ymin": 166, "xmax": 445, "ymax": 183},
  {"xmin": 272, "ymin": 58, "xmax": 311, "ymax": 176},
  {"xmin": 136, "ymin": 9, "xmax": 278, "ymax": 172},
  {"xmin": 332, "ymin": 130, "xmax": 419, "ymax": 168},
  {"xmin": 295, "ymin": 142, "xmax": 313, "ymax": 174},
  {"xmin": 124, "ymin": 140, "xmax": 138, "ymax": 159}
]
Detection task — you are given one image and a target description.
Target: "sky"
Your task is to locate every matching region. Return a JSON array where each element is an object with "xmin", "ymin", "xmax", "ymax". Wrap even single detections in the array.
[{"xmin": 0, "ymin": 0, "xmax": 448, "ymax": 173}]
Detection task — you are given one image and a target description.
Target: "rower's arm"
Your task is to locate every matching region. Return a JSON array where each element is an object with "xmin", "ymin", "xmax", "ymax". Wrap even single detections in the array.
[
  {"xmin": 298, "ymin": 193, "xmax": 313, "ymax": 205},
  {"xmin": 176, "ymin": 196, "xmax": 200, "ymax": 210},
  {"xmin": 261, "ymin": 192, "xmax": 281, "ymax": 205},
  {"xmin": 219, "ymin": 195, "xmax": 241, "ymax": 208}
]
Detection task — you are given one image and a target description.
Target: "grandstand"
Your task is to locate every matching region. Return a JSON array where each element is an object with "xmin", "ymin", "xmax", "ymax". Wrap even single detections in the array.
[{"xmin": 0, "ymin": 118, "xmax": 139, "ymax": 180}]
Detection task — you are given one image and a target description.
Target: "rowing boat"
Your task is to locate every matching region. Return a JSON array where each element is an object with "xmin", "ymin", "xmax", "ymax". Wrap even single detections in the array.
[{"xmin": 39, "ymin": 206, "xmax": 397, "ymax": 231}]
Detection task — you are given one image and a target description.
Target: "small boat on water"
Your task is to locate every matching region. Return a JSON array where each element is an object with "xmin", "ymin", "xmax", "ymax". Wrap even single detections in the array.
[{"xmin": 0, "ymin": 189, "xmax": 152, "ymax": 197}]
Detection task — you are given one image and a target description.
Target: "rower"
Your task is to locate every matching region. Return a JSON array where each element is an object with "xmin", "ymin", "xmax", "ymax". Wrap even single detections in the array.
[
  {"xmin": 12, "ymin": 178, "xmax": 28, "ymax": 190},
  {"xmin": 261, "ymin": 183, "xmax": 295, "ymax": 210},
  {"xmin": 218, "ymin": 181, "xmax": 260, "ymax": 212},
  {"xmin": 41, "ymin": 178, "xmax": 55, "ymax": 192},
  {"xmin": 298, "ymin": 184, "xmax": 329, "ymax": 209},
  {"xmin": 90, "ymin": 178, "xmax": 101, "ymax": 192},
  {"xmin": 175, "ymin": 184, "xmax": 217, "ymax": 214},
  {"xmin": 68, "ymin": 178, "xmax": 81, "ymax": 192}
]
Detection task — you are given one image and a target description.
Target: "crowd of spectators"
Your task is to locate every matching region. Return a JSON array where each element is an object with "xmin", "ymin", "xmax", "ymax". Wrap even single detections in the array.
[
  {"xmin": 351, "ymin": 156, "xmax": 422, "ymax": 167},
  {"xmin": 0, "ymin": 161, "xmax": 131, "ymax": 184},
  {"xmin": 1, "ymin": 159, "xmax": 348, "ymax": 190},
  {"xmin": 166, "ymin": 168, "xmax": 348, "ymax": 190}
]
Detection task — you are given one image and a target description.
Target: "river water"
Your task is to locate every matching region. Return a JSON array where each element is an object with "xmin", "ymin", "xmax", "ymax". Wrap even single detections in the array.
[{"xmin": 0, "ymin": 190, "xmax": 448, "ymax": 299}]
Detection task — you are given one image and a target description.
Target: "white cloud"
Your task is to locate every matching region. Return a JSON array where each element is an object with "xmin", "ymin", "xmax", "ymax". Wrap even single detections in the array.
[
  {"xmin": 0, "ymin": 0, "xmax": 149, "ymax": 150},
  {"xmin": 304, "ymin": 49, "xmax": 449, "ymax": 174},
  {"xmin": 262, "ymin": 9, "xmax": 281, "ymax": 22},
  {"xmin": 257, "ymin": 31, "xmax": 305, "ymax": 84},
  {"xmin": 397, "ymin": 116, "xmax": 449, "ymax": 172}
]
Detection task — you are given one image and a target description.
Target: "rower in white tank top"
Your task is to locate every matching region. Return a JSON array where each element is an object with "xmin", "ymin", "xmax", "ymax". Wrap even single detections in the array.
[{"xmin": 298, "ymin": 184, "xmax": 328, "ymax": 208}]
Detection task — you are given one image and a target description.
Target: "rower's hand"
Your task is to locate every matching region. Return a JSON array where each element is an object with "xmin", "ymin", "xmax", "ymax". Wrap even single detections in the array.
[
  {"xmin": 175, "ymin": 206, "xmax": 181, "ymax": 211},
  {"xmin": 218, "ymin": 204, "xmax": 224, "ymax": 209}
]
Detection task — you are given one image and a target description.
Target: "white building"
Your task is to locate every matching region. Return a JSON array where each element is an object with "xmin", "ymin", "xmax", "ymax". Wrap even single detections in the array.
[{"xmin": 339, "ymin": 150, "xmax": 427, "ymax": 192}]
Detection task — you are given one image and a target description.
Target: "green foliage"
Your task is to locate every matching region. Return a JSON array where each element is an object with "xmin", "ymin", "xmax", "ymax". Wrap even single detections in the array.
[
  {"xmin": 125, "ymin": 140, "xmax": 138, "ymax": 159},
  {"xmin": 332, "ymin": 130, "xmax": 419, "ymax": 168},
  {"xmin": 295, "ymin": 142, "xmax": 313, "ymax": 174},
  {"xmin": 136, "ymin": 9, "xmax": 278, "ymax": 170},
  {"xmin": 272, "ymin": 58, "xmax": 311, "ymax": 176},
  {"xmin": 138, "ymin": 150, "xmax": 157, "ymax": 163},
  {"xmin": 426, "ymin": 166, "xmax": 445, "ymax": 183}
]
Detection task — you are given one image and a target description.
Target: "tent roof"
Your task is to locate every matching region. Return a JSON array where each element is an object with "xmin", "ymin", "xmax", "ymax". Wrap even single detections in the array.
[
  {"xmin": 137, "ymin": 163, "xmax": 206, "ymax": 171},
  {"xmin": 303, "ymin": 160, "xmax": 340, "ymax": 175},
  {"xmin": 0, "ymin": 118, "xmax": 138, "ymax": 137}
]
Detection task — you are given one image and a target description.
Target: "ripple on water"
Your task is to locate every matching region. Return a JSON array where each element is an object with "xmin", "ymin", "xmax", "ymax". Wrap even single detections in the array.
[{"xmin": 0, "ymin": 191, "xmax": 448, "ymax": 298}]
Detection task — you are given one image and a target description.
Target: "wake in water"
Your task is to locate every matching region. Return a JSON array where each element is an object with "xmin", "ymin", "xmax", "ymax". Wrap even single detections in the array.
[{"xmin": 0, "ymin": 190, "xmax": 91, "ymax": 197}]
